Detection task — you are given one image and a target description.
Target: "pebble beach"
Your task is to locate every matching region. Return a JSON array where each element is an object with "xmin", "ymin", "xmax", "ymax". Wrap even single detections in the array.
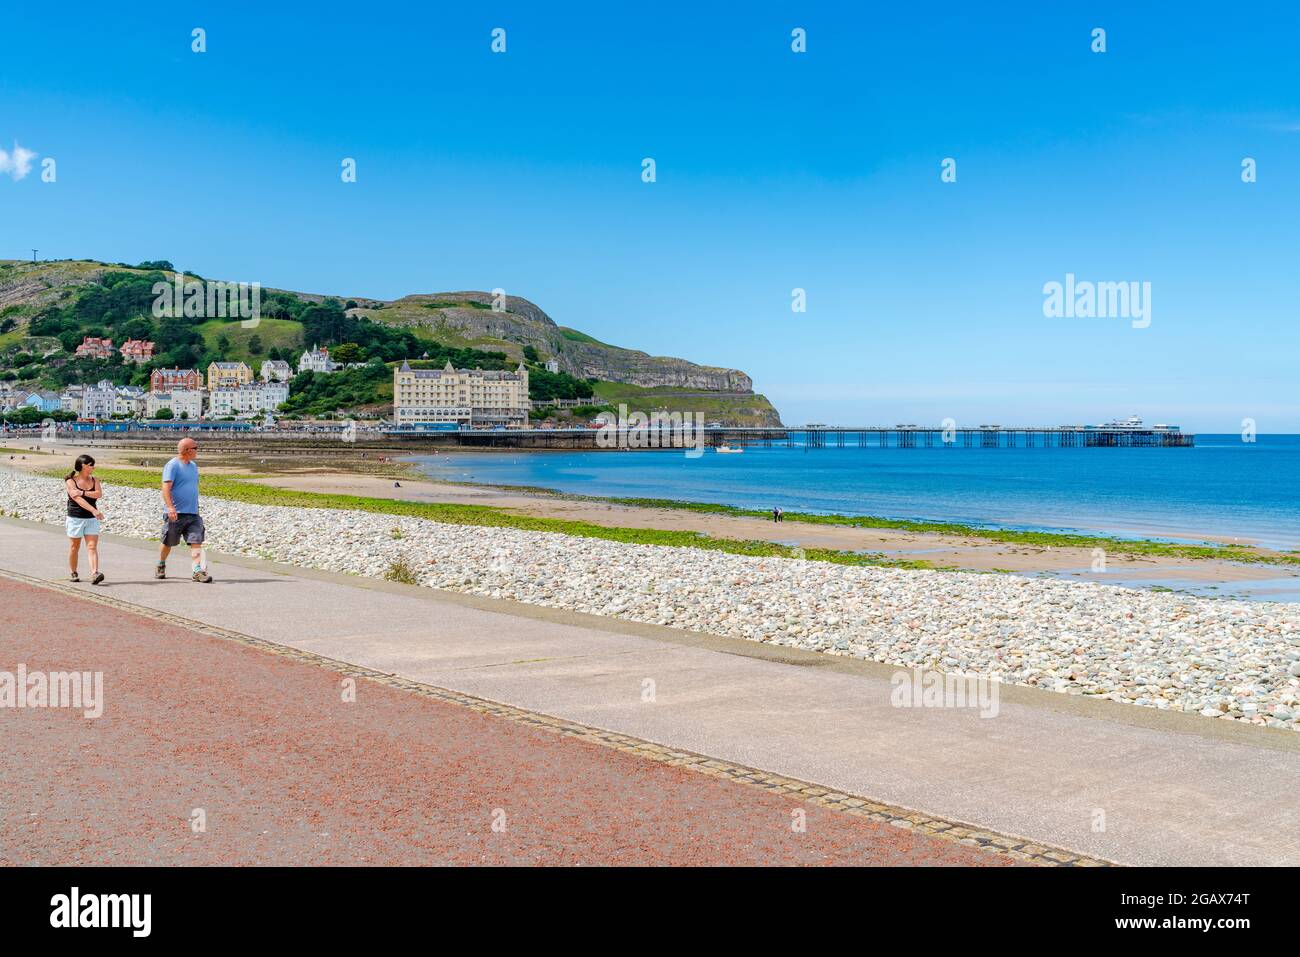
[{"xmin": 4, "ymin": 467, "xmax": 1298, "ymax": 731}]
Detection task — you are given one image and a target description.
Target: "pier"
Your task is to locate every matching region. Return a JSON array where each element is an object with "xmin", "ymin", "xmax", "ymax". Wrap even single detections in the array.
[
  {"xmin": 782, "ymin": 426, "xmax": 1194, "ymax": 450},
  {"xmin": 6, "ymin": 424, "xmax": 1194, "ymax": 452},
  {"xmin": 436, "ymin": 424, "xmax": 1195, "ymax": 450}
]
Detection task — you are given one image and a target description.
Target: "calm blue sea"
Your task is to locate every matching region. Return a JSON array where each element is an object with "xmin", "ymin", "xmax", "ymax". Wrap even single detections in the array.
[{"xmin": 410, "ymin": 435, "xmax": 1300, "ymax": 550}]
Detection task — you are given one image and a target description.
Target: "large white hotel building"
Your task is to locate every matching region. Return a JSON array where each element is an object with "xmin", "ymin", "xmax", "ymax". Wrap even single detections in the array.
[{"xmin": 392, "ymin": 360, "xmax": 530, "ymax": 428}]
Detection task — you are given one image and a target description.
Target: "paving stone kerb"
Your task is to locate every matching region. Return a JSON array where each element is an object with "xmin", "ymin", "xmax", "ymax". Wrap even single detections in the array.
[{"xmin": 1, "ymin": 517, "xmax": 1296, "ymax": 865}]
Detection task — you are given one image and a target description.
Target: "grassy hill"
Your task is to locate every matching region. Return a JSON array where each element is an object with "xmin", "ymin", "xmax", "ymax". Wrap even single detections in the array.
[
  {"xmin": 590, "ymin": 382, "xmax": 786, "ymax": 427},
  {"xmin": 0, "ymin": 259, "xmax": 782, "ymax": 425},
  {"xmin": 197, "ymin": 317, "xmax": 304, "ymax": 363}
]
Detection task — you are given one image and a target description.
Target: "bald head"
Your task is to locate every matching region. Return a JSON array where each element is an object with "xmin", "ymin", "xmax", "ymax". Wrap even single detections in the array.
[{"xmin": 177, "ymin": 438, "xmax": 198, "ymax": 461}]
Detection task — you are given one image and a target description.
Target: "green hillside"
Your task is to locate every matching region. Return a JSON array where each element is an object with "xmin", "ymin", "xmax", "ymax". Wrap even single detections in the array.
[
  {"xmin": 197, "ymin": 318, "xmax": 305, "ymax": 363},
  {"xmin": 0, "ymin": 258, "xmax": 782, "ymax": 424},
  {"xmin": 590, "ymin": 382, "xmax": 785, "ymax": 427}
]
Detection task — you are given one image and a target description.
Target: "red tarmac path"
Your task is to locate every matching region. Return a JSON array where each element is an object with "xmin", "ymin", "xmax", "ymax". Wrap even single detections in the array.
[{"xmin": 0, "ymin": 578, "xmax": 1005, "ymax": 866}]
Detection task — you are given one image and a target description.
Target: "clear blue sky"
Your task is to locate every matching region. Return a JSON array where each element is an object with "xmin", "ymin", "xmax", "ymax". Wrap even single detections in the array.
[{"xmin": 3, "ymin": 1, "xmax": 1298, "ymax": 431}]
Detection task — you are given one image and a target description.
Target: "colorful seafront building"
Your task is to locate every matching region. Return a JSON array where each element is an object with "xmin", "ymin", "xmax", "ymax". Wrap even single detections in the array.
[
  {"xmin": 60, "ymin": 381, "xmax": 146, "ymax": 418},
  {"xmin": 206, "ymin": 361, "xmax": 254, "ymax": 391},
  {"xmin": 145, "ymin": 390, "xmax": 204, "ymax": 420},
  {"xmin": 208, "ymin": 381, "xmax": 290, "ymax": 417},
  {"xmin": 1, "ymin": 389, "xmax": 61, "ymax": 413},
  {"xmin": 150, "ymin": 367, "xmax": 203, "ymax": 393},
  {"xmin": 49, "ymin": 365, "xmax": 288, "ymax": 421}
]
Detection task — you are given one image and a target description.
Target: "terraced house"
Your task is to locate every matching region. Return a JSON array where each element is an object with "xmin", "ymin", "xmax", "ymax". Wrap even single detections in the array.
[
  {"xmin": 112, "ymin": 385, "xmax": 147, "ymax": 417},
  {"xmin": 22, "ymin": 390, "xmax": 60, "ymax": 413},
  {"xmin": 207, "ymin": 361, "xmax": 254, "ymax": 390},
  {"xmin": 393, "ymin": 360, "xmax": 530, "ymax": 429},
  {"xmin": 59, "ymin": 386, "xmax": 82, "ymax": 417},
  {"xmin": 146, "ymin": 389, "xmax": 205, "ymax": 420},
  {"xmin": 150, "ymin": 367, "xmax": 203, "ymax": 393},
  {"xmin": 79, "ymin": 380, "xmax": 118, "ymax": 420},
  {"xmin": 260, "ymin": 359, "xmax": 293, "ymax": 382},
  {"xmin": 209, "ymin": 381, "xmax": 290, "ymax": 417}
]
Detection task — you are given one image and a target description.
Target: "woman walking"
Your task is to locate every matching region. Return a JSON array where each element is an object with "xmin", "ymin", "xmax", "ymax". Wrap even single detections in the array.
[{"xmin": 65, "ymin": 454, "xmax": 106, "ymax": 585}]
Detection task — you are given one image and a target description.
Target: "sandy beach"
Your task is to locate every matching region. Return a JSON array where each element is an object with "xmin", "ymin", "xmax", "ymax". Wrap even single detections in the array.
[{"xmin": 6, "ymin": 439, "xmax": 1296, "ymax": 594}]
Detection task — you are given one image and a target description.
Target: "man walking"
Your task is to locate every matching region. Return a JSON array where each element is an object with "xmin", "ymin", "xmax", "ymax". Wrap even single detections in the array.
[{"xmin": 156, "ymin": 437, "xmax": 213, "ymax": 583}]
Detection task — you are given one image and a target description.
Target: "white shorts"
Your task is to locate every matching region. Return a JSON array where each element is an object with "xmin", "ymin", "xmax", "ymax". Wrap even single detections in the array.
[{"xmin": 66, "ymin": 516, "xmax": 102, "ymax": 539}]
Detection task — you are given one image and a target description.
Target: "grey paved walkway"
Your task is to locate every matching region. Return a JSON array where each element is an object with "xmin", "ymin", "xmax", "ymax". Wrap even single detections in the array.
[{"xmin": 2, "ymin": 516, "xmax": 1296, "ymax": 865}]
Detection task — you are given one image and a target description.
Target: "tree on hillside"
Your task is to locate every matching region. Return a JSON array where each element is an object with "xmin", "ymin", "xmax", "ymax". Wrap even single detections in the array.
[
  {"xmin": 329, "ymin": 342, "xmax": 363, "ymax": 365},
  {"xmin": 278, "ymin": 362, "xmax": 390, "ymax": 416},
  {"xmin": 298, "ymin": 303, "xmax": 351, "ymax": 345},
  {"xmin": 258, "ymin": 291, "xmax": 304, "ymax": 321},
  {"xmin": 528, "ymin": 366, "xmax": 595, "ymax": 402},
  {"xmin": 72, "ymin": 272, "xmax": 169, "ymax": 330},
  {"xmin": 247, "ymin": 334, "xmax": 263, "ymax": 355},
  {"xmin": 155, "ymin": 318, "xmax": 203, "ymax": 368},
  {"xmin": 406, "ymin": 346, "xmax": 510, "ymax": 372},
  {"xmin": 117, "ymin": 316, "xmax": 155, "ymax": 342}
]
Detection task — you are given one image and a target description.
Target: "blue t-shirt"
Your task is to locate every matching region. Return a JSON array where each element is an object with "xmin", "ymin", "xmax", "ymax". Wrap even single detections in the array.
[{"xmin": 162, "ymin": 458, "xmax": 200, "ymax": 514}]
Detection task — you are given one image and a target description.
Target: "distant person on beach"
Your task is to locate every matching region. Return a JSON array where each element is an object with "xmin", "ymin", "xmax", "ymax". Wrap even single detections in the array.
[
  {"xmin": 156, "ymin": 438, "xmax": 212, "ymax": 583},
  {"xmin": 64, "ymin": 454, "xmax": 105, "ymax": 585},
  {"xmin": 771, "ymin": 507, "xmax": 779, "ymax": 523},
  {"xmin": 777, "ymin": 508, "xmax": 785, "ymax": 523}
]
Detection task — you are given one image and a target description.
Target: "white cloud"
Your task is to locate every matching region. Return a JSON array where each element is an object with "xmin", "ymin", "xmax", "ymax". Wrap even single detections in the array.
[{"xmin": 0, "ymin": 142, "xmax": 38, "ymax": 181}]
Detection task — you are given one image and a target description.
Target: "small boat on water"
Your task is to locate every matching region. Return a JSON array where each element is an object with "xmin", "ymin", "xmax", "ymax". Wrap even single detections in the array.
[{"xmin": 716, "ymin": 444, "xmax": 743, "ymax": 454}]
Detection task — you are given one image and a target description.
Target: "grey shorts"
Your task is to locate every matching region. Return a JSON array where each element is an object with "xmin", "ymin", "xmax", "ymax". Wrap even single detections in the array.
[{"xmin": 161, "ymin": 513, "xmax": 205, "ymax": 547}]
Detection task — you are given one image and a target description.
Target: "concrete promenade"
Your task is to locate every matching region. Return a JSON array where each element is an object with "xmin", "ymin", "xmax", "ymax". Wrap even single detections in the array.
[{"xmin": 2, "ymin": 517, "xmax": 1296, "ymax": 865}]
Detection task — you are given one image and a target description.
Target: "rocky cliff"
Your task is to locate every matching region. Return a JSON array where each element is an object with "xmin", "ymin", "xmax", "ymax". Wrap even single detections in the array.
[{"xmin": 362, "ymin": 292, "xmax": 755, "ymax": 392}]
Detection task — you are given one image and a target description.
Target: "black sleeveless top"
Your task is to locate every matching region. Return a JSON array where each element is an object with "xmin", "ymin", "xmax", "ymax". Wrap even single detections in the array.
[{"xmin": 67, "ymin": 478, "xmax": 97, "ymax": 518}]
